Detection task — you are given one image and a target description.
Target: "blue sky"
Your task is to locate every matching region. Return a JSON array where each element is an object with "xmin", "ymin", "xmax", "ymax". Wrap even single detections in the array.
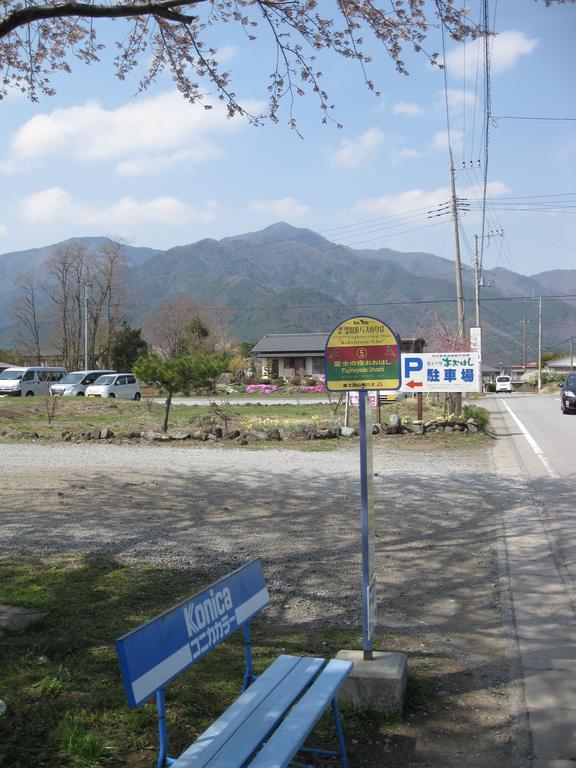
[{"xmin": 0, "ymin": 0, "xmax": 574, "ymax": 277}]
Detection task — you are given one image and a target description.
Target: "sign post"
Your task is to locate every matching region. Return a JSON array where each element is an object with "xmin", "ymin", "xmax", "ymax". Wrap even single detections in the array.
[{"xmin": 325, "ymin": 316, "xmax": 401, "ymax": 660}]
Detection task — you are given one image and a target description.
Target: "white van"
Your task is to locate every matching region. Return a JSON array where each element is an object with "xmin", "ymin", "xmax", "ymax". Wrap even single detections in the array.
[
  {"xmin": 49, "ymin": 370, "xmax": 116, "ymax": 397},
  {"xmin": 0, "ymin": 366, "xmax": 67, "ymax": 397},
  {"xmin": 495, "ymin": 375, "xmax": 513, "ymax": 394}
]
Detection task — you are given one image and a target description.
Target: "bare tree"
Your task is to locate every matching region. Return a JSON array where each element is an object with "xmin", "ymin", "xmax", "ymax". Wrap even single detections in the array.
[
  {"xmin": 86, "ymin": 240, "xmax": 129, "ymax": 367},
  {"xmin": 42, "ymin": 243, "xmax": 87, "ymax": 369},
  {"xmin": 145, "ymin": 295, "xmax": 214, "ymax": 359},
  {"xmin": 11, "ymin": 269, "xmax": 43, "ymax": 364},
  {"xmin": 0, "ymin": 1, "xmax": 485, "ymax": 124}
]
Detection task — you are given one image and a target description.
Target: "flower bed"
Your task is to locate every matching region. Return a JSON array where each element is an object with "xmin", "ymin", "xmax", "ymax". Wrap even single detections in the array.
[{"xmin": 245, "ymin": 384, "xmax": 279, "ymax": 395}]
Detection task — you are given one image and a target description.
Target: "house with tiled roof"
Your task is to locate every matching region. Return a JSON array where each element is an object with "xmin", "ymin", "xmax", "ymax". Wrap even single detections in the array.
[{"xmin": 252, "ymin": 332, "xmax": 426, "ymax": 381}]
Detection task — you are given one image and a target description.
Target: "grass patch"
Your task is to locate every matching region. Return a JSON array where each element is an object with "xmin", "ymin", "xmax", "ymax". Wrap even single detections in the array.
[
  {"xmin": 0, "ymin": 396, "xmax": 462, "ymax": 445},
  {"xmin": 0, "ymin": 556, "xmax": 430, "ymax": 767}
]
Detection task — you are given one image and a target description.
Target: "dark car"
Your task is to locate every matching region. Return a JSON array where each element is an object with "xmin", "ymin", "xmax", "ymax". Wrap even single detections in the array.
[{"xmin": 561, "ymin": 373, "xmax": 576, "ymax": 414}]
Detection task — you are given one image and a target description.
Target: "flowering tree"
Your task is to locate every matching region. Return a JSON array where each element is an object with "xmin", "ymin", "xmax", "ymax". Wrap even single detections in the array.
[{"xmin": 1, "ymin": 0, "xmax": 479, "ymax": 123}]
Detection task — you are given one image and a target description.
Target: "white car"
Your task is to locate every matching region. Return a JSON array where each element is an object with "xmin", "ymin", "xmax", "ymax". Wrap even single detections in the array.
[
  {"xmin": 50, "ymin": 370, "xmax": 116, "ymax": 397},
  {"xmin": 85, "ymin": 373, "xmax": 141, "ymax": 400},
  {"xmin": 495, "ymin": 375, "xmax": 513, "ymax": 394}
]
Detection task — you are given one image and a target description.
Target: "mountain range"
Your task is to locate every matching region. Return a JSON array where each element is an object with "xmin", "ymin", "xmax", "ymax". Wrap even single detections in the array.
[{"xmin": 1, "ymin": 222, "xmax": 574, "ymax": 365}]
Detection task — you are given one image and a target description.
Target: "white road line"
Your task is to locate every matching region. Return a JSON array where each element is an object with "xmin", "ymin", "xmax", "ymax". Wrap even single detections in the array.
[{"xmin": 502, "ymin": 400, "xmax": 559, "ymax": 479}]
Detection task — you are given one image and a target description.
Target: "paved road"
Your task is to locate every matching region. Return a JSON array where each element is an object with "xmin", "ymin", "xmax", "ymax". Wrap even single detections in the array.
[{"xmin": 487, "ymin": 393, "xmax": 576, "ymax": 768}]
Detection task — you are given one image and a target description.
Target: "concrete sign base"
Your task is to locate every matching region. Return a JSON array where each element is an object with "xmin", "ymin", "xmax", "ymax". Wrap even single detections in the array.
[{"xmin": 335, "ymin": 649, "xmax": 407, "ymax": 713}]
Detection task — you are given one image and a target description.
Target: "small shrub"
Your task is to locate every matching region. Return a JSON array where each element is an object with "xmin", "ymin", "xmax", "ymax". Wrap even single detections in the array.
[
  {"xmin": 58, "ymin": 719, "xmax": 118, "ymax": 767},
  {"xmin": 44, "ymin": 394, "xmax": 58, "ymax": 425},
  {"xmin": 486, "ymin": 382, "xmax": 496, "ymax": 392},
  {"xmin": 461, "ymin": 404, "xmax": 489, "ymax": 431},
  {"xmin": 271, "ymin": 378, "xmax": 286, "ymax": 387}
]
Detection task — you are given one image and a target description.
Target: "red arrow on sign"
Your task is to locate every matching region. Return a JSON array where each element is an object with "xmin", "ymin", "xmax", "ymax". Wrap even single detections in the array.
[{"xmin": 406, "ymin": 380, "xmax": 423, "ymax": 389}]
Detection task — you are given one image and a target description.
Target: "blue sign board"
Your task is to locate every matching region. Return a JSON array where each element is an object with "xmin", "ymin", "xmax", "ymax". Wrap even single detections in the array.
[{"xmin": 116, "ymin": 559, "xmax": 270, "ymax": 707}]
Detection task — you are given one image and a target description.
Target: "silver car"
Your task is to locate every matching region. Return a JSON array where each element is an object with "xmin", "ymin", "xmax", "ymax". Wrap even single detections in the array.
[
  {"xmin": 85, "ymin": 373, "xmax": 141, "ymax": 400},
  {"xmin": 50, "ymin": 370, "xmax": 116, "ymax": 397}
]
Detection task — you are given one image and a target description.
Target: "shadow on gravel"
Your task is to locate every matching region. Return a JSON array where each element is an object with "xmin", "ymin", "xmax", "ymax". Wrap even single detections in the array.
[{"xmin": 0, "ymin": 457, "xmax": 530, "ymax": 767}]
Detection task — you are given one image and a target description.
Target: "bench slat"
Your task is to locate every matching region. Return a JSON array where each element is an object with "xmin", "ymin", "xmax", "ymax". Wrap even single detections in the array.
[
  {"xmin": 246, "ymin": 659, "xmax": 353, "ymax": 768},
  {"xmin": 171, "ymin": 656, "xmax": 324, "ymax": 768}
]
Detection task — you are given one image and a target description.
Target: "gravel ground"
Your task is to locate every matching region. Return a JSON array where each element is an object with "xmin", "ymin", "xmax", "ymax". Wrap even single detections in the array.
[{"xmin": 0, "ymin": 438, "xmax": 525, "ymax": 767}]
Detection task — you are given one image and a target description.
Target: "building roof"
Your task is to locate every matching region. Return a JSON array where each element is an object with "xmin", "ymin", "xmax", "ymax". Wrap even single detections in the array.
[
  {"xmin": 546, "ymin": 355, "xmax": 575, "ymax": 368},
  {"xmin": 252, "ymin": 332, "xmax": 426, "ymax": 356},
  {"xmin": 252, "ymin": 333, "xmax": 329, "ymax": 355}
]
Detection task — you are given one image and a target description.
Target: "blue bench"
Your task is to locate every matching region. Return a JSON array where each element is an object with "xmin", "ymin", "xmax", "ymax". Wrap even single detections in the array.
[{"xmin": 115, "ymin": 559, "xmax": 352, "ymax": 768}]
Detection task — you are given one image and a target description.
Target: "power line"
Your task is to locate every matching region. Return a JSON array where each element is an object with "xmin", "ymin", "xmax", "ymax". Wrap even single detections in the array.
[
  {"xmin": 199, "ymin": 292, "xmax": 576, "ymax": 313},
  {"xmin": 493, "ymin": 115, "xmax": 576, "ymax": 122}
]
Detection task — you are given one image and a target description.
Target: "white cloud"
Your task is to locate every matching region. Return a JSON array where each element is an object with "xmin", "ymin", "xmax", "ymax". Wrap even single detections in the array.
[
  {"xmin": 391, "ymin": 148, "xmax": 426, "ymax": 164},
  {"xmin": 445, "ymin": 31, "xmax": 538, "ymax": 77},
  {"xmin": 393, "ymin": 102, "xmax": 425, "ymax": 117},
  {"xmin": 248, "ymin": 197, "xmax": 309, "ymax": 218},
  {"xmin": 5, "ymin": 91, "xmax": 262, "ymax": 175},
  {"xmin": 0, "ymin": 223, "xmax": 8, "ymax": 237},
  {"xmin": 351, "ymin": 180, "xmax": 510, "ymax": 217},
  {"xmin": 330, "ymin": 128, "xmax": 385, "ymax": 169},
  {"xmin": 432, "ymin": 130, "xmax": 464, "ymax": 152},
  {"xmin": 441, "ymin": 89, "xmax": 476, "ymax": 112},
  {"xmin": 15, "ymin": 188, "xmax": 218, "ymax": 227}
]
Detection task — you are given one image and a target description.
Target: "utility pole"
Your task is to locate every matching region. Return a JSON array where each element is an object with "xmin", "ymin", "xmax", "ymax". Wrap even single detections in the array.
[
  {"xmin": 450, "ymin": 149, "xmax": 465, "ymax": 342},
  {"xmin": 537, "ymin": 297, "xmax": 543, "ymax": 391},
  {"xmin": 473, "ymin": 235, "xmax": 481, "ymax": 328},
  {"xmin": 571, "ymin": 337, "xmax": 574, "ymax": 372},
  {"xmin": 521, "ymin": 316, "xmax": 531, "ymax": 374}
]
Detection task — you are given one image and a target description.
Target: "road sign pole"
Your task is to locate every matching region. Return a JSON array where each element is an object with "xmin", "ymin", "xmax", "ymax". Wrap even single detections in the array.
[{"xmin": 359, "ymin": 390, "xmax": 375, "ymax": 660}]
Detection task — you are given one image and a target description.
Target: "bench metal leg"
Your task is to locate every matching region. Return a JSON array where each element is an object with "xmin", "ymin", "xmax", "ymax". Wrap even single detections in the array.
[
  {"xmin": 332, "ymin": 698, "xmax": 349, "ymax": 768},
  {"xmin": 292, "ymin": 699, "xmax": 349, "ymax": 768},
  {"xmin": 242, "ymin": 622, "xmax": 255, "ymax": 690},
  {"xmin": 156, "ymin": 688, "xmax": 175, "ymax": 768}
]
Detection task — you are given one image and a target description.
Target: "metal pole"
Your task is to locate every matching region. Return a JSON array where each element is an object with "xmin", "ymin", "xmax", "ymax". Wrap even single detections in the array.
[
  {"xmin": 474, "ymin": 235, "xmax": 481, "ymax": 328},
  {"xmin": 358, "ymin": 390, "xmax": 374, "ymax": 661},
  {"xmin": 449, "ymin": 149, "xmax": 465, "ymax": 342},
  {"xmin": 523, "ymin": 317, "xmax": 528, "ymax": 374},
  {"xmin": 83, "ymin": 281, "xmax": 89, "ymax": 371},
  {"xmin": 537, "ymin": 297, "xmax": 542, "ymax": 391},
  {"xmin": 571, "ymin": 337, "xmax": 574, "ymax": 372}
]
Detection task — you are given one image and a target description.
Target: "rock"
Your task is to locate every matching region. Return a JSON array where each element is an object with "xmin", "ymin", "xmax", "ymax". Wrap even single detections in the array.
[
  {"xmin": 372, "ymin": 424, "xmax": 381, "ymax": 435},
  {"xmin": 467, "ymin": 422, "xmax": 478, "ymax": 433},
  {"xmin": 224, "ymin": 430, "xmax": 241, "ymax": 440},
  {"xmin": 152, "ymin": 433, "xmax": 174, "ymax": 442},
  {"xmin": 127, "ymin": 431, "xmax": 142, "ymax": 439},
  {"xmin": 0, "ymin": 604, "xmax": 47, "ymax": 631},
  {"xmin": 38, "ymin": 655, "xmax": 50, "ymax": 665},
  {"xmin": 341, "ymin": 426, "xmax": 355, "ymax": 438},
  {"xmin": 414, "ymin": 423, "xmax": 425, "ymax": 435},
  {"xmin": 190, "ymin": 430, "xmax": 208, "ymax": 441},
  {"xmin": 172, "ymin": 433, "xmax": 191, "ymax": 441},
  {"xmin": 99, "ymin": 428, "xmax": 114, "ymax": 439},
  {"xmin": 293, "ymin": 426, "xmax": 315, "ymax": 440},
  {"xmin": 206, "ymin": 433, "xmax": 218, "ymax": 441},
  {"xmin": 388, "ymin": 414, "xmax": 401, "ymax": 427},
  {"xmin": 315, "ymin": 427, "xmax": 340, "ymax": 440},
  {"xmin": 266, "ymin": 428, "xmax": 282, "ymax": 441},
  {"xmin": 90, "ymin": 428, "xmax": 101, "ymax": 440},
  {"xmin": 205, "ymin": 426, "xmax": 223, "ymax": 438}
]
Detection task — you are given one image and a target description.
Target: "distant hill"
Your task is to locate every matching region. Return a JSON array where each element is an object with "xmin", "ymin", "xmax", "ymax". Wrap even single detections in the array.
[{"xmin": 1, "ymin": 223, "xmax": 575, "ymax": 364}]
